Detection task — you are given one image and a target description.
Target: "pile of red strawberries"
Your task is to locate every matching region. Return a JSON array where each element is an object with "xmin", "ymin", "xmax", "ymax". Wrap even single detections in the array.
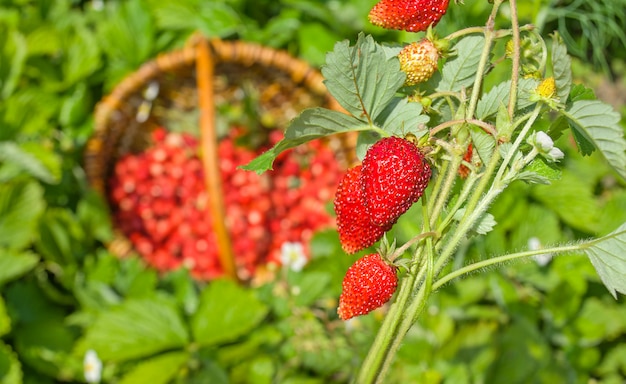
[{"xmin": 108, "ymin": 127, "xmax": 342, "ymax": 280}]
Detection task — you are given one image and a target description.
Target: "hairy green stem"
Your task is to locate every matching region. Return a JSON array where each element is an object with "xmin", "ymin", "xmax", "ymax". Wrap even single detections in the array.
[
  {"xmin": 371, "ymin": 198, "xmax": 435, "ymax": 383},
  {"xmin": 508, "ymin": 0, "xmax": 521, "ymax": 118},
  {"xmin": 436, "ymin": 170, "xmax": 480, "ymax": 233},
  {"xmin": 493, "ymin": 104, "xmax": 542, "ymax": 183},
  {"xmin": 429, "ymin": 155, "xmax": 462, "ymax": 229},
  {"xmin": 467, "ymin": 0, "xmax": 503, "ymax": 119},
  {"xmin": 356, "ymin": 245, "xmax": 428, "ymax": 384},
  {"xmin": 433, "ymin": 243, "xmax": 586, "ymax": 291}
]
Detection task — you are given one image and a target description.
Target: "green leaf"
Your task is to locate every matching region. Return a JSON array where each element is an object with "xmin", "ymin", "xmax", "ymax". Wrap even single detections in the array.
[
  {"xmin": 551, "ymin": 33, "xmax": 572, "ymax": 104},
  {"xmin": 476, "ymin": 78, "xmax": 539, "ymax": 119},
  {"xmin": 36, "ymin": 208, "xmax": 85, "ymax": 265},
  {"xmin": 454, "ymin": 208, "xmax": 496, "ymax": 236},
  {"xmin": 0, "ymin": 297, "xmax": 9, "ymax": 338},
  {"xmin": 568, "ymin": 84, "xmax": 596, "ymax": 102},
  {"xmin": 76, "ymin": 296, "xmax": 189, "ymax": 362},
  {"xmin": 321, "ymin": 33, "xmax": 405, "ymax": 121},
  {"xmin": 59, "ymin": 83, "xmax": 91, "ymax": 127},
  {"xmin": 287, "ymin": 271, "xmax": 332, "ymax": 307},
  {"xmin": 438, "ymin": 35, "xmax": 485, "ymax": 92},
  {"xmin": 584, "ymin": 221, "xmax": 626, "ymax": 299},
  {"xmin": 0, "ymin": 248, "xmax": 39, "ymax": 286},
  {"xmin": 531, "ymin": 172, "xmax": 601, "ymax": 233},
  {"xmin": 375, "ymin": 98, "xmax": 429, "ymax": 137},
  {"xmin": 62, "ymin": 24, "xmax": 101, "ymax": 86},
  {"xmin": 191, "ymin": 279, "xmax": 268, "ymax": 346},
  {"xmin": 0, "ymin": 181, "xmax": 45, "ymax": 250},
  {"xmin": 0, "ymin": 342, "xmax": 22, "ymax": 384},
  {"xmin": 77, "ymin": 191, "xmax": 113, "ymax": 243},
  {"xmin": 240, "ymin": 108, "xmax": 365, "ymax": 173},
  {"xmin": 517, "ymin": 158, "xmax": 562, "ymax": 185},
  {"xmin": 0, "ymin": 142, "xmax": 59, "ymax": 184},
  {"xmin": 469, "ymin": 124, "xmax": 496, "ymax": 166},
  {"xmin": 149, "ymin": 1, "xmax": 241, "ymax": 37},
  {"xmin": 0, "ymin": 26, "xmax": 26, "ymax": 100},
  {"xmin": 118, "ymin": 351, "xmax": 189, "ymax": 384},
  {"xmin": 96, "ymin": 0, "xmax": 155, "ymax": 70},
  {"xmin": 563, "ymin": 100, "xmax": 626, "ymax": 181}
]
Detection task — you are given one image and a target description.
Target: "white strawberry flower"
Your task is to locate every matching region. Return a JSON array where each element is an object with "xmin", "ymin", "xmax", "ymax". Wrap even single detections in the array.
[
  {"xmin": 528, "ymin": 131, "xmax": 564, "ymax": 163},
  {"xmin": 84, "ymin": 349, "xmax": 102, "ymax": 383},
  {"xmin": 280, "ymin": 242, "xmax": 307, "ymax": 272},
  {"xmin": 534, "ymin": 131, "xmax": 554, "ymax": 152},
  {"xmin": 548, "ymin": 147, "xmax": 565, "ymax": 162}
]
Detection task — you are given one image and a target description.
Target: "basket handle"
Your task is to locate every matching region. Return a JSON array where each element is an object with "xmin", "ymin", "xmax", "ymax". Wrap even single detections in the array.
[{"xmin": 195, "ymin": 36, "xmax": 238, "ymax": 281}]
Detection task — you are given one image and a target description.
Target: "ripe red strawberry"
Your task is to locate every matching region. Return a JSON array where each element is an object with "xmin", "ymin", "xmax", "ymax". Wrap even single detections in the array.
[
  {"xmin": 334, "ymin": 165, "xmax": 392, "ymax": 254},
  {"xmin": 362, "ymin": 136, "xmax": 431, "ymax": 227},
  {"xmin": 398, "ymin": 38, "xmax": 440, "ymax": 85},
  {"xmin": 369, "ymin": 0, "xmax": 450, "ymax": 33},
  {"xmin": 338, "ymin": 253, "xmax": 398, "ymax": 320}
]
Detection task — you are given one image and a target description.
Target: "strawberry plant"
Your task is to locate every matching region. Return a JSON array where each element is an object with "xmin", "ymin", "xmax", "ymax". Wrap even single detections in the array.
[{"xmin": 243, "ymin": 0, "xmax": 626, "ymax": 382}]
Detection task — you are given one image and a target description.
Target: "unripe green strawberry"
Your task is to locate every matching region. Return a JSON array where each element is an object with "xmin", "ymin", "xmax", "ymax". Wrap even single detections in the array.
[
  {"xmin": 338, "ymin": 253, "xmax": 398, "ymax": 320},
  {"xmin": 362, "ymin": 136, "xmax": 431, "ymax": 227},
  {"xmin": 369, "ymin": 0, "xmax": 450, "ymax": 33},
  {"xmin": 334, "ymin": 165, "xmax": 391, "ymax": 254},
  {"xmin": 398, "ymin": 39, "xmax": 440, "ymax": 86}
]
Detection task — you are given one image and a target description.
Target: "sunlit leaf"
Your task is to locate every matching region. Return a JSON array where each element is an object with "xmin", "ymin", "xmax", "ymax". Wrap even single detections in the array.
[
  {"xmin": 191, "ymin": 279, "xmax": 268, "ymax": 346},
  {"xmin": 438, "ymin": 35, "xmax": 485, "ymax": 92},
  {"xmin": 584, "ymin": 222, "xmax": 626, "ymax": 299},
  {"xmin": 375, "ymin": 98, "xmax": 429, "ymax": 137},
  {"xmin": 241, "ymin": 108, "xmax": 365, "ymax": 173},
  {"xmin": 322, "ymin": 33, "xmax": 405, "ymax": 121},
  {"xmin": 564, "ymin": 100, "xmax": 626, "ymax": 181},
  {"xmin": 118, "ymin": 351, "xmax": 189, "ymax": 384},
  {"xmin": 0, "ymin": 342, "xmax": 22, "ymax": 384},
  {"xmin": 551, "ymin": 33, "xmax": 572, "ymax": 104},
  {"xmin": 76, "ymin": 296, "xmax": 189, "ymax": 362},
  {"xmin": 0, "ymin": 181, "xmax": 45, "ymax": 250},
  {"xmin": 0, "ymin": 142, "xmax": 58, "ymax": 184},
  {"xmin": 0, "ymin": 249, "xmax": 39, "ymax": 287}
]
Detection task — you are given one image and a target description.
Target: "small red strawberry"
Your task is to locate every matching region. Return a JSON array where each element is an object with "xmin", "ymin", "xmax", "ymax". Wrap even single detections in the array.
[
  {"xmin": 335, "ymin": 165, "xmax": 391, "ymax": 253},
  {"xmin": 362, "ymin": 136, "xmax": 431, "ymax": 227},
  {"xmin": 338, "ymin": 253, "xmax": 398, "ymax": 320},
  {"xmin": 369, "ymin": 0, "xmax": 450, "ymax": 33}
]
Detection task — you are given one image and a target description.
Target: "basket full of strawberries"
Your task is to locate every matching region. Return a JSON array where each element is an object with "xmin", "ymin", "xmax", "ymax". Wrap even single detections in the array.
[{"xmin": 84, "ymin": 36, "xmax": 356, "ymax": 281}]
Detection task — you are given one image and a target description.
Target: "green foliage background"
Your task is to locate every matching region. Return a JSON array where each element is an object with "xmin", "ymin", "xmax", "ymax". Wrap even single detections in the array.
[{"xmin": 0, "ymin": 0, "xmax": 625, "ymax": 383}]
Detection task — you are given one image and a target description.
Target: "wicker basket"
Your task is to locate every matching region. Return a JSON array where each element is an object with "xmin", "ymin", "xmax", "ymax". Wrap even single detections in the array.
[{"xmin": 84, "ymin": 35, "xmax": 355, "ymax": 281}]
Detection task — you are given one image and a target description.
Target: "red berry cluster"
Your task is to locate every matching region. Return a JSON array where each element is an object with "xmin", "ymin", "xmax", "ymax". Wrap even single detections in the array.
[
  {"xmin": 108, "ymin": 127, "xmax": 342, "ymax": 280},
  {"xmin": 334, "ymin": 136, "xmax": 431, "ymax": 254}
]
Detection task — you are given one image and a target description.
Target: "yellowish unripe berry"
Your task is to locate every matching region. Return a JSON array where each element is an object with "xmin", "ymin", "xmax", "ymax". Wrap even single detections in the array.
[{"xmin": 398, "ymin": 39, "xmax": 440, "ymax": 86}]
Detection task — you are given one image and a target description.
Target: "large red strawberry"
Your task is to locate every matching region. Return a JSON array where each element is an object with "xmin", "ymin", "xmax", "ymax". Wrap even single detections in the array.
[
  {"xmin": 334, "ymin": 165, "xmax": 392, "ymax": 254},
  {"xmin": 338, "ymin": 253, "xmax": 398, "ymax": 320},
  {"xmin": 369, "ymin": 0, "xmax": 450, "ymax": 33},
  {"xmin": 362, "ymin": 136, "xmax": 431, "ymax": 227}
]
